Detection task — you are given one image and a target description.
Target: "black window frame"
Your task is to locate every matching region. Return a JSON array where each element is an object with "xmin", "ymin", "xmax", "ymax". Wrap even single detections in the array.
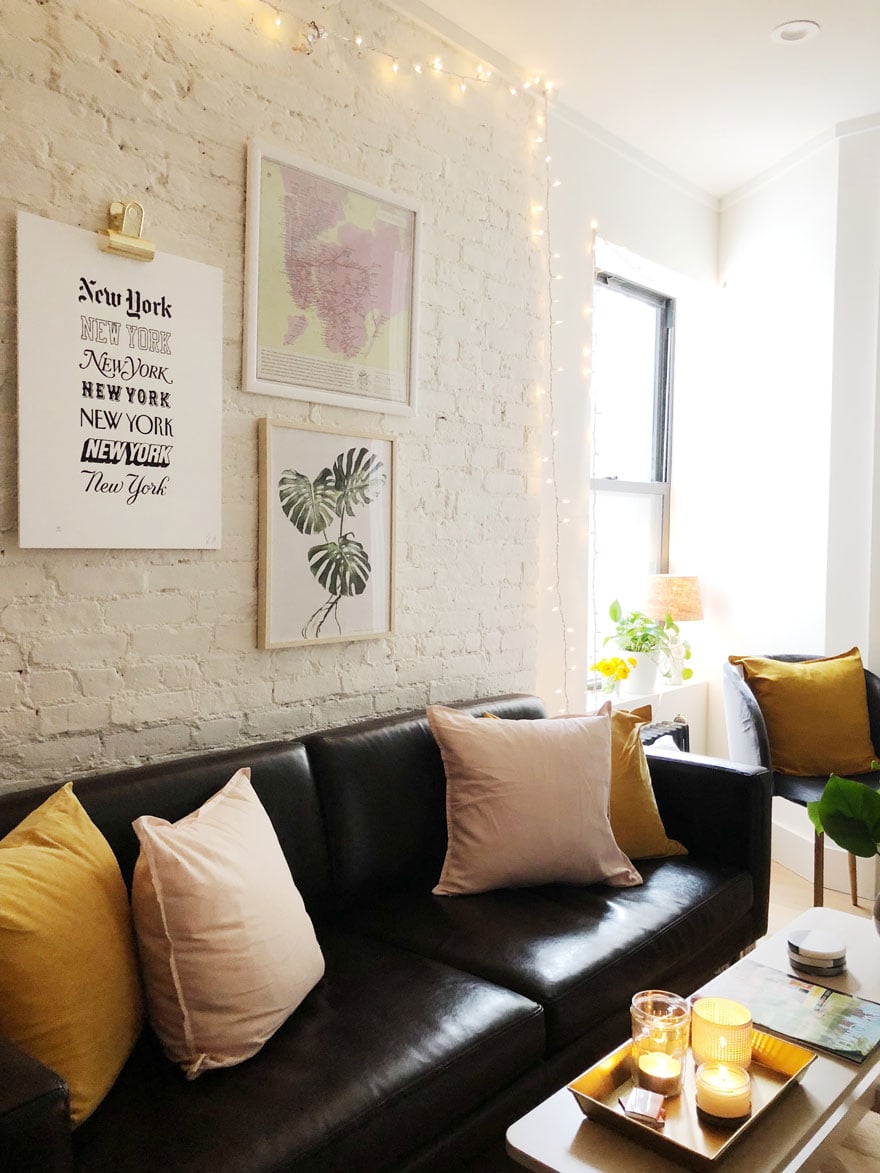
[{"xmin": 590, "ymin": 272, "xmax": 676, "ymax": 572}]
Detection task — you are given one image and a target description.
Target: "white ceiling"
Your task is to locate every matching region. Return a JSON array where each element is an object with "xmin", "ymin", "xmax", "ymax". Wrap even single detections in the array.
[{"xmin": 393, "ymin": 0, "xmax": 880, "ymax": 197}]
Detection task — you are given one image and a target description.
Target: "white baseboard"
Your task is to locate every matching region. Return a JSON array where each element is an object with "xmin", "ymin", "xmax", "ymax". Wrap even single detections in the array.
[{"xmin": 772, "ymin": 817, "xmax": 878, "ymax": 901}]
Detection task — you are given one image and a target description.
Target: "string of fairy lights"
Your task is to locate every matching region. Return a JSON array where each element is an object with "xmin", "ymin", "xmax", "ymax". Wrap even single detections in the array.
[
  {"xmin": 241, "ymin": 0, "xmax": 590, "ymax": 712},
  {"xmin": 251, "ymin": 0, "xmax": 555, "ymax": 97}
]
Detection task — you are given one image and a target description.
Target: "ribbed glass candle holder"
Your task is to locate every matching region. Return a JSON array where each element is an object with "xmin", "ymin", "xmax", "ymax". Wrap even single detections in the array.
[{"xmin": 691, "ymin": 997, "xmax": 752, "ymax": 1069}]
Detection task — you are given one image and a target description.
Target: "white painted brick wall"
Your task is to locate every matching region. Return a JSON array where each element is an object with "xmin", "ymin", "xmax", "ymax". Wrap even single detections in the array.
[{"xmin": 0, "ymin": 0, "xmax": 545, "ymax": 791}]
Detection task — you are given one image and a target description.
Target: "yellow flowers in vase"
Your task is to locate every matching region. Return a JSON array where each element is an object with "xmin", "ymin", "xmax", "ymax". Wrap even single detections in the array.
[{"xmin": 591, "ymin": 656, "xmax": 638, "ymax": 695}]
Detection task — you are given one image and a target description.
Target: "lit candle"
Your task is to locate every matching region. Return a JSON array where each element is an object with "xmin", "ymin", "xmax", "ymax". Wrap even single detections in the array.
[
  {"xmin": 695, "ymin": 1063, "xmax": 751, "ymax": 1120},
  {"xmin": 637, "ymin": 1052, "xmax": 682, "ymax": 1097},
  {"xmin": 691, "ymin": 998, "xmax": 753, "ymax": 1068}
]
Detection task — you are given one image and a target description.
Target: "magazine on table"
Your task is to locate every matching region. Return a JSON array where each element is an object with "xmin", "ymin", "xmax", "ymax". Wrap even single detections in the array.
[{"xmin": 734, "ymin": 960, "xmax": 880, "ymax": 1063}]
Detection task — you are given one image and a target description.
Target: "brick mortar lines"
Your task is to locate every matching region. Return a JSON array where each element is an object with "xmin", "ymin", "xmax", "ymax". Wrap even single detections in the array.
[{"xmin": 0, "ymin": 0, "xmax": 545, "ymax": 787}]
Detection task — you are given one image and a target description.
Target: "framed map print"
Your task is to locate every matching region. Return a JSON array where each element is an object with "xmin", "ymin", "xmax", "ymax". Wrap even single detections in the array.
[
  {"xmin": 244, "ymin": 142, "xmax": 419, "ymax": 414},
  {"xmin": 258, "ymin": 419, "xmax": 395, "ymax": 649}
]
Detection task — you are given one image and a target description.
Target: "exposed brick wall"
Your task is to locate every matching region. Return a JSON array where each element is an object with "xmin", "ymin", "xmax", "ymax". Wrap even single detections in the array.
[{"xmin": 0, "ymin": 0, "xmax": 544, "ymax": 789}]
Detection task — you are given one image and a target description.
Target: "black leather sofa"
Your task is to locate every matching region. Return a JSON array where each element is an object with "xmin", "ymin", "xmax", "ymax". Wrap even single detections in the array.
[{"xmin": 0, "ymin": 694, "xmax": 772, "ymax": 1173}]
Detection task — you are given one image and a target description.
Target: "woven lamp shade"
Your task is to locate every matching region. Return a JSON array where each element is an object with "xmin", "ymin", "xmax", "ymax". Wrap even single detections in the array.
[{"xmin": 645, "ymin": 575, "xmax": 703, "ymax": 622}]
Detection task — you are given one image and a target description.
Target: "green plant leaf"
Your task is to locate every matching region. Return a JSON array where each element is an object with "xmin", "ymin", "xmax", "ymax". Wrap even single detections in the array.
[
  {"xmin": 609, "ymin": 599, "xmax": 622, "ymax": 623},
  {"xmin": 307, "ymin": 532, "xmax": 371, "ymax": 597},
  {"xmin": 807, "ymin": 774, "xmax": 880, "ymax": 857},
  {"xmin": 681, "ymin": 667, "xmax": 694, "ymax": 680},
  {"xmin": 332, "ymin": 448, "xmax": 386, "ymax": 518},
  {"xmin": 278, "ymin": 467, "xmax": 337, "ymax": 534}
]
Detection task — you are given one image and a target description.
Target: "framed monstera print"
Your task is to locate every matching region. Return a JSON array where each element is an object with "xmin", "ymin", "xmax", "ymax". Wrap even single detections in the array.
[{"xmin": 258, "ymin": 420, "xmax": 395, "ymax": 648}]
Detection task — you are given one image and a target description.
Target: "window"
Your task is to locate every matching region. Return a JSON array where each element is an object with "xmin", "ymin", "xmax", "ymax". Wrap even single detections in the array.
[{"xmin": 588, "ymin": 274, "xmax": 675, "ymax": 655}]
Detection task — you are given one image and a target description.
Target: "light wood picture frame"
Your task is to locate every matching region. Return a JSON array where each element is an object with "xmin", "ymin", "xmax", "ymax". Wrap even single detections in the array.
[
  {"xmin": 258, "ymin": 419, "xmax": 395, "ymax": 648},
  {"xmin": 244, "ymin": 140, "xmax": 419, "ymax": 415}
]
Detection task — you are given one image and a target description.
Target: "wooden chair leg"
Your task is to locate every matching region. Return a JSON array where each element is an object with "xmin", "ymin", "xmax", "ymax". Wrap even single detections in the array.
[
  {"xmin": 813, "ymin": 829, "xmax": 824, "ymax": 907},
  {"xmin": 848, "ymin": 852, "xmax": 859, "ymax": 906}
]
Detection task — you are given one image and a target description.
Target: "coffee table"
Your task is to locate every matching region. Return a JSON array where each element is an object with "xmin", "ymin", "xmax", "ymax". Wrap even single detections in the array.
[{"xmin": 506, "ymin": 908, "xmax": 879, "ymax": 1172}]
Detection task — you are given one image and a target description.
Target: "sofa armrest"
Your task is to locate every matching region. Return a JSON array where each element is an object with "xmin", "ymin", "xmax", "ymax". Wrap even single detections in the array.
[
  {"xmin": 647, "ymin": 750, "xmax": 773, "ymax": 942},
  {"xmin": 0, "ymin": 1035, "xmax": 73, "ymax": 1172}
]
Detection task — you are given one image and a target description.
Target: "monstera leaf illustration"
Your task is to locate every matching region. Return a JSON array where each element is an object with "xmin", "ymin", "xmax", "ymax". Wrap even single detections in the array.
[
  {"xmin": 278, "ymin": 466, "xmax": 336, "ymax": 534},
  {"xmin": 277, "ymin": 443, "xmax": 387, "ymax": 639},
  {"xmin": 332, "ymin": 448, "xmax": 386, "ymax": 518},
  {"xmin": 307, "ymin": 533, "xmax": 371, "ymax": 597}
]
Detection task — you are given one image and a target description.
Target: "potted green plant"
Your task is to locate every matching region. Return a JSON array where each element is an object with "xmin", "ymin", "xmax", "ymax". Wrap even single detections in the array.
[
  {"xmin": 807, "ymin": 773, "xmax": 880, "ymax": 934},
  {"xmin": 605, "ymin": 601, "xmax": 693, "ymax": 693}
]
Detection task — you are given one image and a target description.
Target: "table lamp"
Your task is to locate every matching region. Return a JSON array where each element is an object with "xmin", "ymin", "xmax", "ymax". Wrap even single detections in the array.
[{"xmin": 645, "ymin": 575, "xmax": 703, "ymax": 685}]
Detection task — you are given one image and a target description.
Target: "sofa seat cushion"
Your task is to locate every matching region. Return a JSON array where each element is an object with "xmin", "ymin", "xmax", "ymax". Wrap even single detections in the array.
[
  {"xmin": 344, "ymin": 858, "xmax": 753, "ymax": 1054},
  {"xmin": 72, "ymin": 930, "xmax": 544, "ymax": 1173}
]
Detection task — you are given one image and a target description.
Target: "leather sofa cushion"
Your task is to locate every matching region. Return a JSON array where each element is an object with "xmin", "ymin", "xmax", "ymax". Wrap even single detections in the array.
[
  {"xmin": 72, "ymin": 930, "xmax": 544, "ymax": 1173},
  {"xmin": 0, "ymin": 741, "xmax": 334, "ymax": 921},
  {"xmin": 303, "ymin": 694, "xmax": 546, "ymax": 911},
  {"xmin": 344, "ymin": 858, "xmax": 753, "ymax": 1054}
]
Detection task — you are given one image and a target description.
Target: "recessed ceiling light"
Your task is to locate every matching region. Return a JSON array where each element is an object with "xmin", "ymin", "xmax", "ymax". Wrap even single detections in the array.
[{"xmin": 771, "ymin": 19, "xmax": 821, "ymax": 43}]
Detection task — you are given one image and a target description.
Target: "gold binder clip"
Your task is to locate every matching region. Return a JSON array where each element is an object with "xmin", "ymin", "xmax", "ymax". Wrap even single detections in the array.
[{"xmin": 97, "ymin": 201, "xmax": 155, "ymax": 261}]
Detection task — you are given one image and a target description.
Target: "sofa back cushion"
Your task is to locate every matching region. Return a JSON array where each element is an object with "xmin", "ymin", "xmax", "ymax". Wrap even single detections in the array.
[
  {"xmin": 0, "ymin": 740, "xmax": 334, "ymax": 921},
  {"xmin": 303, "ymin": 694, "xmax": 546, "ymax": 910}
]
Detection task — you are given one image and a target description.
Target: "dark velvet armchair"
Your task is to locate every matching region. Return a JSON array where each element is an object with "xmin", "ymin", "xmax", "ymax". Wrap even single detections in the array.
[{"xmin": 722, "ymin": 653, "xmax": 880, "ymax": 907}]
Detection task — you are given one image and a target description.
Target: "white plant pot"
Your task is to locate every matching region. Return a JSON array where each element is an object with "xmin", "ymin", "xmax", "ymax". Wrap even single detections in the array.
[{"xmin": 620, "ymin": 651, "xmax": 658, "ymax": 696}]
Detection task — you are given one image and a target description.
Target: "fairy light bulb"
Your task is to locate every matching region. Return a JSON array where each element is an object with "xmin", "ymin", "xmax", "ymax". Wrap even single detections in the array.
[
  {"xmin": 460, "ymin": 81, "xmax": 467, "ymax": 92},
  {"xmin": 355, "ymin": 34, "xmax": 363, "ymax": 46},
  {"xmin": 509, "ymin": 85, "xmax": 518, "ymax": 96},
  {"xmin": 414, "ymin": 62, "xmax": 423, "ymax": 73},
  {"xmin": 392, "ymin": 60, "xmax": 399, "ymax": 73},
  {"xmin": 274, "ymin": 13, "xmax": 281, "ymax": 27},
  {"xmin": 433, "ymin": 56, "xmax": 442, "ymax": 71}
]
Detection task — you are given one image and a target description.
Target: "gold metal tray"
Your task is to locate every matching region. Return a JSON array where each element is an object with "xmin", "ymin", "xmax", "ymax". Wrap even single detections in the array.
[{"xmin": 568, "ymin": 1030, "xmax": 816, "ymax": 1172}]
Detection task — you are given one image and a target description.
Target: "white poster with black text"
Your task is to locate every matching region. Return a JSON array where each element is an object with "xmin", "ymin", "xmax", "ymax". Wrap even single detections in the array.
[{"xmin": 16, "ymin": 210, "xmax": 222, "ymax": 548}]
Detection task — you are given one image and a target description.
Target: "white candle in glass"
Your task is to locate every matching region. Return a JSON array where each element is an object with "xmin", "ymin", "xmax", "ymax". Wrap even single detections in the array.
[
  {"xmin": 695, "ymin": 1063, "xmax": 751, "ymax": 1119},
  {"xmin": 637, "ymin": 1052, "xmax": 682, "ymax": 1096}
]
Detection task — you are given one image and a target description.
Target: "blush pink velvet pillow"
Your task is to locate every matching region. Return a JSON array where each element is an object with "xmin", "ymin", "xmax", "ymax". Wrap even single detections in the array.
[
  {"xmin": 427, "ymin": 706, "xmax": 642, "ymax": 895},
  {"xmin": 131, "ymin": 769, "xmax": 325, "ymax": 1079}
]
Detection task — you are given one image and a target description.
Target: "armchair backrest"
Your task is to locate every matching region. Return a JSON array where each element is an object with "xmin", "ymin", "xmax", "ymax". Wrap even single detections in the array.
[{"xmin": 722, "ymin": 661, "xmax": 772, "ymax": 768}]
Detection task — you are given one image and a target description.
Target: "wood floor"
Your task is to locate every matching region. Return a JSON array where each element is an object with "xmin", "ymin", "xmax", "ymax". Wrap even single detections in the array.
[{"xmin": 461, "ymin": 863, "xmax": 878, "ymax": 1173}]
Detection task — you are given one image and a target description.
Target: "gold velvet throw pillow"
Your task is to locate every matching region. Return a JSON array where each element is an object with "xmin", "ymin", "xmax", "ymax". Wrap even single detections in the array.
[
  {"xmin": 0, "ymin": 783, "xmax": 143, "ymax": 1125},
  {"xmin": 729, "ymin": 648, "xmax": 876, "ymax": 777},
  {"xmin": 609, "ymin": 708, "xmax": 687, "ymax": 859}
]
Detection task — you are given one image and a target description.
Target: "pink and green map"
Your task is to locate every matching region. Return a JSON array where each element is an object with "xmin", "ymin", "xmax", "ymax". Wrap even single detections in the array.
[{"xmin": 257, "ymin": 159, "xmax": 414, "ymax": 402}]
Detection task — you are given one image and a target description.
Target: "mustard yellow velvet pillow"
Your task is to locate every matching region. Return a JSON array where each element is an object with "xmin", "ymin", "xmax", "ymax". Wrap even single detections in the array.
[
  {"xmin": 0, "ymin": 783, "xmax": 143, "ymax": 1125},
  {"xmin": 729, "ymin": 648, "xmax": 876, "ymax": 777},
  {"xmin": 609, "ymin": 708, "xmax": 687, "ymax": 859}
]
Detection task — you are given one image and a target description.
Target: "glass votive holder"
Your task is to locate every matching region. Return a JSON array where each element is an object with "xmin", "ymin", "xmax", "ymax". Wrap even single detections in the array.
[
  {"xmin": 630, "ymin": 990, "xmax": 691, "ymax": 1097},
  {"xmin": 694, "ymin": 1062, "xmax": 752, "ymax": 1123},
  {"xmin": 691, "ymin": 998, "xmax": 753, "ymax": 1069}
]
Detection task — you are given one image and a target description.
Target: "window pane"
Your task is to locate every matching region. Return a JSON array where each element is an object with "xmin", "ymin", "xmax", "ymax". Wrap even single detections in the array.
[
  {"xmin": 592, "ymin": 284, "xmax": 660, "ymax": 482},
  {"xmin": 589, "ymin": 489, "xmax": 665, "ymax": 650}
]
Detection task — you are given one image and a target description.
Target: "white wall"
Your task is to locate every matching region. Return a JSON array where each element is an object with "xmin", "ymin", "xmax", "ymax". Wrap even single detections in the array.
[
  {"xmin": 713, "ymin": 125, "xmax": 880, "ymax": 899},
  {"xmin": 536, "ymin": 107, "xmax": 718, "ymax": 713},
  {"xmin": 690, "ymin": 142, "xmax": 840, "ymax": 756},
  {"xmin": 0, "ymin": 0, "xmax": 546, "ymax": 790},
  {"xmin": 827, "ymin": 122, "xmax": 880, "ymax": 663}
]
